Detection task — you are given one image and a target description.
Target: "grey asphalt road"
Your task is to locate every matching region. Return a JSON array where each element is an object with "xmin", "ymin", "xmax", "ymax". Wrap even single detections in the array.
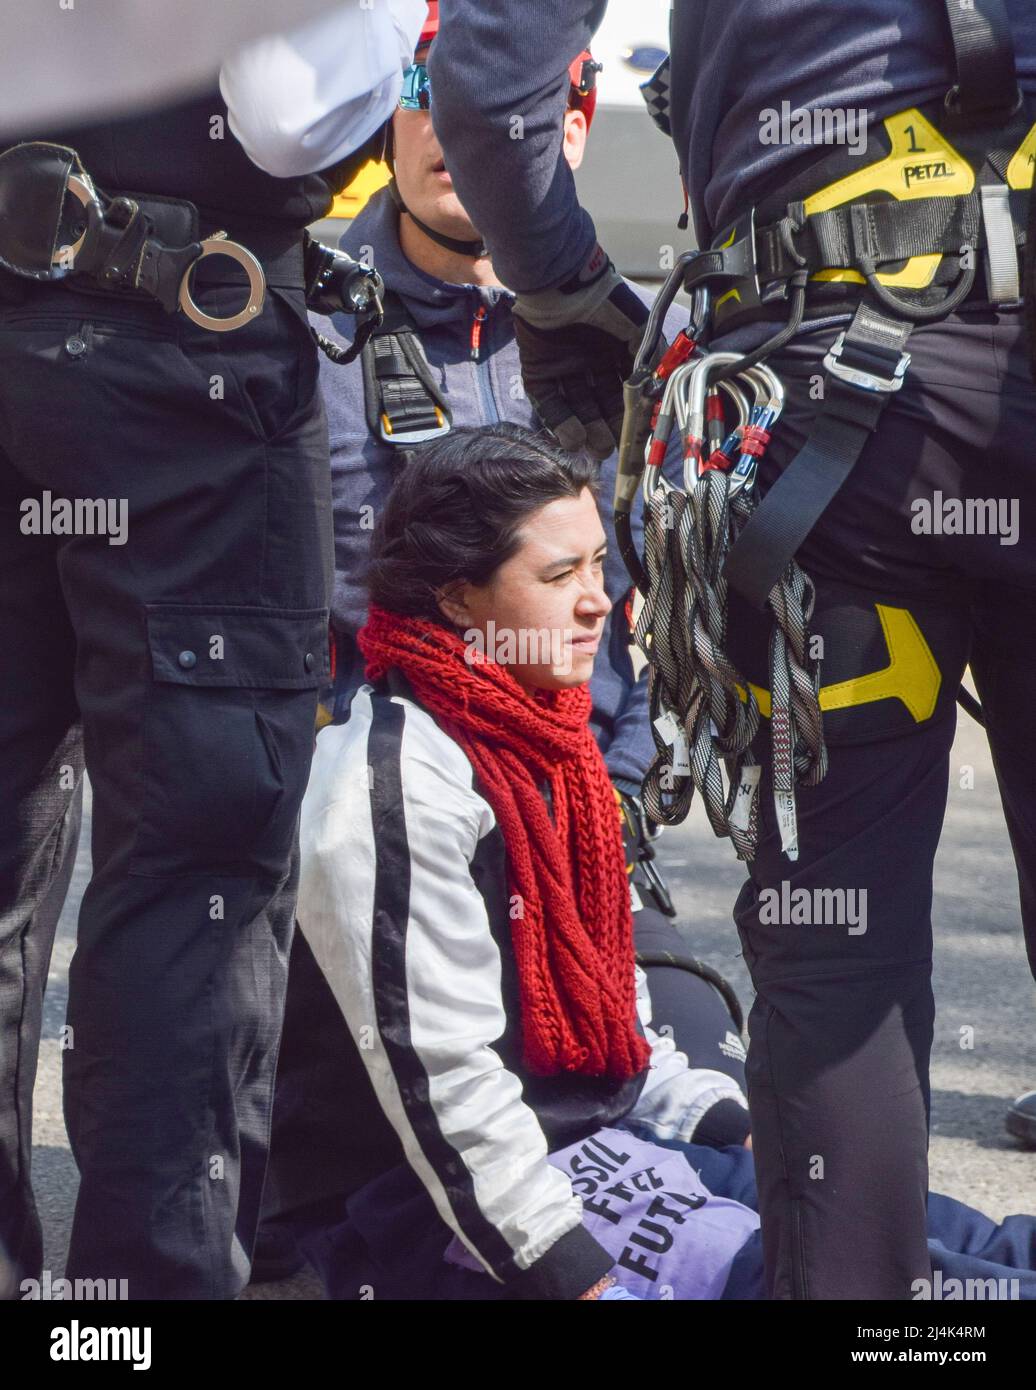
[{"xmin": 31, "ymin": 708, "xmax": 1036, "ymax": 1299}]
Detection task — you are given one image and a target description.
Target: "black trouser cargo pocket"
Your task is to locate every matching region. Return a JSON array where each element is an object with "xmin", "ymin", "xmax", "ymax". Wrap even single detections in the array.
[{"xmin": 130, "ymin": 603, "xmax": 330, "ymax": 878}]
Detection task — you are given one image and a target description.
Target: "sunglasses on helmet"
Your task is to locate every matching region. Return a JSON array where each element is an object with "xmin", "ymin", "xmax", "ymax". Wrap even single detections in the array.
[{"xmin": 399, "ymin": 63, "xmax": 431, "ymax": 111}]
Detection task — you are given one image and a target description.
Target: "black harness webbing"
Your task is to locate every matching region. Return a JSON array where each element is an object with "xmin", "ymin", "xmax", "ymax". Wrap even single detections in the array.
[
  {"xmin": 941, "ymin": 0, "xmax": 1020, "ymax": 123},
  {"xmin": 360, "ymin": 289, "xmax": 452, "ymax": 446},
  {"xmin": 723, "ymin": 305, "xmax": 913, "ymax": 607},
  {"xmin": 756, "ymin": 194, "xmax": 991, "ymax": 284}
]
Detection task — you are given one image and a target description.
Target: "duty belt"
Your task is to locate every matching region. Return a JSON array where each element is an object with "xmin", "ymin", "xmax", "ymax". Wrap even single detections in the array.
[{"xmin": 0, "ymin": 140, "xmax": 385, "ymax": 353}]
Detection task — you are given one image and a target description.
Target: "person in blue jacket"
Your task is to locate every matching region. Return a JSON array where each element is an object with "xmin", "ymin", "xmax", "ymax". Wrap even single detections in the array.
[
  {"xmin": 425, "ymin": 0, "xmax": 1036, "ymax": 1300},
  {"xmin": 252, "ymin": 10, "xmax": 746, "ymax": 1282}
]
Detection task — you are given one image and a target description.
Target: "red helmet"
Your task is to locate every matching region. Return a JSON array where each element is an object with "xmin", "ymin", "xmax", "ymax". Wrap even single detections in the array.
[
  {"xmin": 568, "ymin": 49, "xmax": 601, "ymax": 129},
  {"xmin": 419, "ymin": 1, "xmax": 439, "ymax": 50}
]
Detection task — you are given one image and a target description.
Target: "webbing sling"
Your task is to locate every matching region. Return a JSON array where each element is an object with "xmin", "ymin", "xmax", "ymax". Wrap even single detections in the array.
[{"xmin": 360, "ymin": 289, "xmax": 452, "ymax": 446}]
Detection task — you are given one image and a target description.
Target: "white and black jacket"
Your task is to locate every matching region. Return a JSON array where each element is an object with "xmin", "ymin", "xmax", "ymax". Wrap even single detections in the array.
[{"xmin": 296, "ymin": 672, "xmax": 749, "ymax": 1301}]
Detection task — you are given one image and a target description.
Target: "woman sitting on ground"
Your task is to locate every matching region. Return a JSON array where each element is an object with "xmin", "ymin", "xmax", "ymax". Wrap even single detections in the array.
[
  {"xmin": 293, "ymin": 424, "xmax": 1036, "ymax": 1301},
  {"xmin": 295, "ymin": 424, "xmax": 756, "ymax": 1300}
]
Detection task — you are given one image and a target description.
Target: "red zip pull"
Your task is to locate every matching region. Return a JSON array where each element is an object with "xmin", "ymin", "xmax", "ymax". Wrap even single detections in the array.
[{"xmin": 470, "ymin": 303, "xmax": 487, "ymax": 360}]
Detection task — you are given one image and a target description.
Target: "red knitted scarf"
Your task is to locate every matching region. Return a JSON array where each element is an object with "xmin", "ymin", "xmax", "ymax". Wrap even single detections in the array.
[{"xmin": 358, "ymin": 603, "xmax": 651, "ymax": 1081}]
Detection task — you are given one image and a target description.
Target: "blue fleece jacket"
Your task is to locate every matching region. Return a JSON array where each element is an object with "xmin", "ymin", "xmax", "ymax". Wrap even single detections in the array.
[{"xmin": 311, "ymin": 185, "xmax": 686, "ymax": 792}]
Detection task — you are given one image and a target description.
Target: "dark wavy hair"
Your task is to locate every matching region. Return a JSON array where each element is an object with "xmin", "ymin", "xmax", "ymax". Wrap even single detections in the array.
[{"xmin": 367, "ymin": 424, "xmax": 600, "ymax": 622}]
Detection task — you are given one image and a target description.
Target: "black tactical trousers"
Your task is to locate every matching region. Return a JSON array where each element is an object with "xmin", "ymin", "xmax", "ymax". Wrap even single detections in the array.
[
  {"xmin": 724, "ymin": 302, "xmax": 1036, "ymax": 1299},
  {"xmin": 0, "ymin": 269, "xmax": 332, "ymax": 1299}
]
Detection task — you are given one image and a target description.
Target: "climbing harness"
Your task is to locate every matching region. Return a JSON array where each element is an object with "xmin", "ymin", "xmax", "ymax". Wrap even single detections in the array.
[{"xmin": 618, "ymin": 0, "xmax": 1029, "ymax": 861}]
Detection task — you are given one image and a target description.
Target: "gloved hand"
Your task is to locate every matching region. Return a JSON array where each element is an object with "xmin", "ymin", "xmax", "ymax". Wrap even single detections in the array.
[
  {"xmin": 597, "ymin": 1283, "xmax": 642, "ymax": 1300},
  {"xmin": 513, "ymin": 243, "xmax": 649, "ymax": 459}
]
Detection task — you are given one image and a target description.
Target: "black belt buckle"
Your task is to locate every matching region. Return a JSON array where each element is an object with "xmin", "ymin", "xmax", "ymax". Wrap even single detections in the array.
[{"xmin": 822, "ymin": 332, "xmax": 911, "ymax": 393}]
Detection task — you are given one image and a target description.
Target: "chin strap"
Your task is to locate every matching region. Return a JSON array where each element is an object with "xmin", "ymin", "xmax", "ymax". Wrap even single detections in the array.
[{"xmin": 387, "ymin": 177, "xmax": 488, "ymax": 260}]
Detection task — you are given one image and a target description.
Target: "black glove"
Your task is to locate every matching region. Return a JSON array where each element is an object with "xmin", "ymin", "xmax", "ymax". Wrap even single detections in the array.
[{"xmin": 513, "ymin": 243, "xmax": 649, "ymax": 459}]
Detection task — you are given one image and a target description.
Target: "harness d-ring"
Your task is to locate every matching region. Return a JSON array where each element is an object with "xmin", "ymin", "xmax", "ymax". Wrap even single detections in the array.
[{"xmin": 178, "ymin": 233, "xmax": 266, "ymax": 332}]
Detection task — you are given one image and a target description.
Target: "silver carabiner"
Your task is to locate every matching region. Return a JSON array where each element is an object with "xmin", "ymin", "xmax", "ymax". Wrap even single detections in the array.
[
  {"xmin": 642, "ymin": 354, "xmax": 694, "ymax": 505},
  {"xmin": 727, "ymin": 362, "xmax": 786, "ymax": 497},
  {"xmin": 741, "ymin": 363, "xmax": 785, "ymax": 426},
  {"xmin": 676, "ymin": 351, "xmax": 744, "ymax": 489},
  {"xmin": 704, "ymin": 375, "xmax": 751, "ymax": 460}
]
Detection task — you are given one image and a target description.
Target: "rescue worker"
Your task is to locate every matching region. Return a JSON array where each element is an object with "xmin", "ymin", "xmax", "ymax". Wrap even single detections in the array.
[
  {"xmin": 252, "ymin": 5, "xmax": 747, "ymax": 1282},
  {"xmin": 428, "ymin": 0, "xmax": 1036, "ymax": 1299},
  {"xmin": 0, "ymin": 1, "xmax": 425, "ymax": 1300}
]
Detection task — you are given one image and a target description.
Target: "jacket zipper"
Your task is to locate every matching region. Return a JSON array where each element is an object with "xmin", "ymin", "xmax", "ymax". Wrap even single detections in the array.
[
  {"xmin": 470, "ymin": 299, "xmax": 499, "ymax": 424},
  {"xmin": 469, "ymin": 302, "xmax": 486, "ymax": 360}
]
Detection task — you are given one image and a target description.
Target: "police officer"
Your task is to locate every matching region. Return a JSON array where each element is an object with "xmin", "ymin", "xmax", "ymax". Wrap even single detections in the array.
[
  {"xmin": 0, "ymin": 1, "xmax": 424, "ymax": 1299},
  {"xmin": 428, "ymin": 0, "xmax": 1036, "ymax": 1299}
]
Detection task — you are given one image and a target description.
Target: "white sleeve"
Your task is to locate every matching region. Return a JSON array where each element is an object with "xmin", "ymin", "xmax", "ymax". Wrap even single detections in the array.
[
  {"xmin": 0, "ymin": 0, "xmax": 346, "ymax": 135},
  {"xmin": 219, "ymin": 0, "xmax": 427, "ymax": 178},
  {"xmin": 625, "ymin": 964, "xmax": 749, "ymax": 1143},
  {"xmin": 296, "ymin": 693, "xmax": 615, "ymax": 1299}
]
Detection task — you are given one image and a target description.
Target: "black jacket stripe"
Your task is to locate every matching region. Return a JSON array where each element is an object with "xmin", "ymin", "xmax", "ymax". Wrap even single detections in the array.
[{"xmin": 366, "ymin": 694, "xmax": 520, "ymax": 1278}]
